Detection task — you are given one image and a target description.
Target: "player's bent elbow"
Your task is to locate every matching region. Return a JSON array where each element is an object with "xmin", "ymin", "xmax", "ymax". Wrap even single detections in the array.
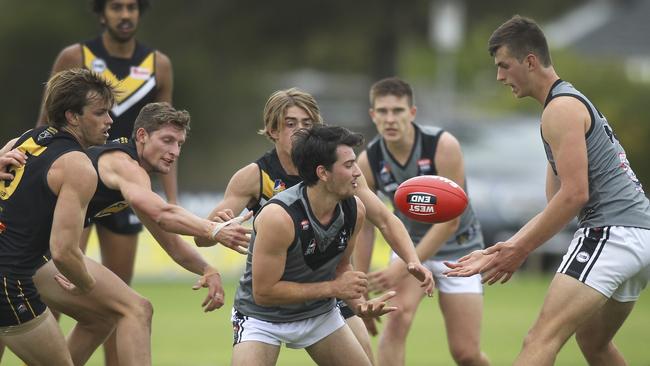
[
  {"xmin": 252, "ymin": 288, "xmax": 276, "ymax": 306},
  {"xmin": 563, "ymin": 188, "xmax": 589, "ymax": 209},
  {"xmin": 50, "ymin": 244, "xmax": 77, "ymax": 268}
]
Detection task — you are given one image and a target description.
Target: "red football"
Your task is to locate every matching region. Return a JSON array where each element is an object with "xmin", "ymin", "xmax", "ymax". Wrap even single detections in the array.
[{"xmin": 393, "ymin": 175, "xmax": 468, "ymax": 223}]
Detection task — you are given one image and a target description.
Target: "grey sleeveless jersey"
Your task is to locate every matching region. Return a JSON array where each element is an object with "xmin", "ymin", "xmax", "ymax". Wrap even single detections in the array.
[
  {"xmin": 366, "ymin": 123, "xmax": 483, "ymax": 261},
  {"xmin": 234, "ymin": 183, "xmax": 358, "ymax": 322},
  {"xmin": 543, "ymin": 80, "xmax": 650, "ymax": 229}
]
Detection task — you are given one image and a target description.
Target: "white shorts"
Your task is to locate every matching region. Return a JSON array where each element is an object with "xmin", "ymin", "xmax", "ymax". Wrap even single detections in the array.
[
  {"xmin": 231, "ymin": 306, "xmax": 345, "ymax": 349},
  {"xmin": 391, "ymin": 253, "xmax": 483, "ymax": 294},
  {"xmin": 557, "ymin": 226, "xmax": 650, "ymax": 302}
]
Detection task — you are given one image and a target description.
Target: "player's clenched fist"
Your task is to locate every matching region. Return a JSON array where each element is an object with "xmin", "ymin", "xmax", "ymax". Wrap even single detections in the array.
[{"xmin": 333, "ymin": 270, "xmax": 368, "ymax": 300}]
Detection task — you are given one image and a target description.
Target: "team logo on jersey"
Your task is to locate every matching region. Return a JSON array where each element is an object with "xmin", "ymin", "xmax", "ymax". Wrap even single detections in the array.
[
  {"xmin": 336, "ymin": 229, "xmax": 348, "ymax": 251},
  {"xmin": 130, "ymin": 66, "xmax": 152, "ymax": 80},
  {"xmin": 37, "ymin": 127, "xmax": 57, "ymax": 142},
  {"xmin": 91, "ymin": 58, "xmax": 107, "ymax": 73},
  {"xmin": 300, "ymin": 219, "xmax": 310, "ymax": 231},
  {"xmin": 304, "ymin": 238, "xmax": 317, "ymax": 255},
  {"xmin": 576, "ymin": 251, "xmax": 591, "ymax": 263},
  {"xmin": 273, "ymin": 179, "xmax": 287, "ymax": 192},
  {"xmin": 0, "ymin": 221, "xmax": 5, "ymax": 234},
  {"xmin": 110, "ymin": 137, "xmax": 130, "ymax": 144},
  {"xmin": 619, "ymin": 152, "xmax": 644, "ymax": 193},
  {"xmin": 417, "ymin": 158, "xmax": 432, "ymax": 174},
  {"xmin": 379, "ymin": 162, "xmax": 393, "ymax": 184}
]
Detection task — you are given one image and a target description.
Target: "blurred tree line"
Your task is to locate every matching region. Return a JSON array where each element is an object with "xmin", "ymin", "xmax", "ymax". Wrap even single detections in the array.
[{"xmin": 2, "ymin": 0, "xmax": 648, "ymax": 191}]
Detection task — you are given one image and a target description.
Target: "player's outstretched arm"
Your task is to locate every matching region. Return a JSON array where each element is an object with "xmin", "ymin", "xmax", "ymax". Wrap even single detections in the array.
[
  {"xmin": 195, "ymin": 163, "xmax": 259, "ymax": 247},
  {"xmin": 357, "ymin": 151, "xmax": 434, "ymax": 295},
  {"xmin": 101, "ymin": 151, "xmax": 250, "ymax": 252}
]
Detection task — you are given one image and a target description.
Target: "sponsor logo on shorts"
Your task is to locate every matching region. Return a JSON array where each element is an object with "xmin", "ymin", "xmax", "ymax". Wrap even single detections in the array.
[
  {"xmin": 94, "ymin": 201, "xmax": 129, "ymax": 218},
  {"xmin": 128, "ymin": 213, "xmax": 141, "ymax": 225},
  {"xmin": 576, "ymin": 251, "xmax": 591, "ymax": 263},
  {"xmin": 406, "ymin": 192, "xmax": 437, "ymax": 216}
]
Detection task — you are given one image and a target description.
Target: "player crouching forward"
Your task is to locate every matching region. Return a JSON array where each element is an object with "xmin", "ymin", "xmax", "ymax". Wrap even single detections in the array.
[{"xmin": 231, "ymin": 125, "xmax": 397, "ymax": 366}]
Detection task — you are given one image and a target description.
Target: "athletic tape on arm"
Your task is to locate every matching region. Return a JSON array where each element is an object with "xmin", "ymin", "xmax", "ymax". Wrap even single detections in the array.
[{"xmin": 210, "ymin": 215, "xmax": 246, "ymax": 241}]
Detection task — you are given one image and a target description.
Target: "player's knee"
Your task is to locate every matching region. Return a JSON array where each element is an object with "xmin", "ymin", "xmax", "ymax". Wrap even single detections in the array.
[
  {"xmin": 122, "ymin": 294, "xmax": 153, "ymax": 324},
  {"xmin": 449, "ymin": 345, "xmax": 480, "ymax": 365},
  {"xmin": 135, "ymin": 296, "xmax": 154, "ymax": 324}
]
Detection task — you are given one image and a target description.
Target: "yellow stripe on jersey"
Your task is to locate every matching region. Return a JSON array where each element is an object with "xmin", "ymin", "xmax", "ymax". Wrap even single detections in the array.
[
  {"xmin": 260, "ymin": 170, "xmax": 275, "ymax": 201},
  {"xmin": 0, "ymin": 137, "xmax": 47, "ymax": 201},
  {"xmin": 82, "ymin": 46, "xmax": 155, "ymax": 104}
]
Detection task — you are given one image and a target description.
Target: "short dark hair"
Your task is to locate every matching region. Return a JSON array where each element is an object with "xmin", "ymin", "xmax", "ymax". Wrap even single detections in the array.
[
  {"xmin": 291, "ymin": 125, "xmax": 364, "ymax": 186},
  {"xmin": 132, "ymin": 102, "xmax": 190, "ymax": 138},
  {"xmin": 488, "ymin": 15, "xmax": 552, "ymax": 67},
  {"xmin": 92, "ymin": 0, "xmax": 150, "ymax": 15},
  {"xmin": 44, "ymin": 68, "xmax": 115, "ymax": 128},
  {"xmin": 369, "ymin": 77, "xmax": 415, "ymax": 107}
]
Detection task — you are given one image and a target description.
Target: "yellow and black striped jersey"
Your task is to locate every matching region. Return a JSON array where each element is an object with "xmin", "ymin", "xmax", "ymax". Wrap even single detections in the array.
[{"xmin": 82, "ymin": 37, "xmax": 157, "ymax": 140}]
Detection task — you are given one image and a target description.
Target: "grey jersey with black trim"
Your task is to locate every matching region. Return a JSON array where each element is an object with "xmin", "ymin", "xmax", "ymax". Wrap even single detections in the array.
[
  {"xmin": 234, "ymin": 183, "xmax": 358, "ymax": 322},
  {"xmin": 543, "ymin": 80, "xmax": 650, "ymax": 229},
  {"xmin": 366, "ymin": 123, "xmax": 483, "ymax": 261}
]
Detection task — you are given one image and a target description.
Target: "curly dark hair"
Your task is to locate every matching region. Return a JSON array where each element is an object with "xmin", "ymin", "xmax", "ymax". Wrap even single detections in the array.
[{"xmin": 291, "ymin": 125, "xmax": 364, "ymax": 186}]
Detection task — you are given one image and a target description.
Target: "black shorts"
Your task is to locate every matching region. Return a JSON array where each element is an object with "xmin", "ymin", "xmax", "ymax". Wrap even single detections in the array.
[
  {"xmin": 0, "ymin": 274, "xmax": 47, "ymax": 327},
  {"xmin": 92, "ymin": 207, "xmax": 143, "ymax": 235},
  {"xmin": 336, "ymin": 298, "xmax": 356, "ymax": 319}
]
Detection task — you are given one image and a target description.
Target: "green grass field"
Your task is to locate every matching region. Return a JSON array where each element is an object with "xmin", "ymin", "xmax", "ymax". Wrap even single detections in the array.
[{"xmin": 3, "ymin": 274, "xmax": 649, "ymax": 365}]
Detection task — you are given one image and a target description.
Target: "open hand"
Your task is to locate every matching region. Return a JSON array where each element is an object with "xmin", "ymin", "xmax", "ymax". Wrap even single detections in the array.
[
  {"xmin": 356, "ymin": 290, "xmax": 398, "ymax": 319},
  {"xmin": 444, "ymin": 249, "xmax": 495, "ymax": 278},
  {"xmin": 192, "ymin": 271, "xmax": 225, "ymax": 312}
]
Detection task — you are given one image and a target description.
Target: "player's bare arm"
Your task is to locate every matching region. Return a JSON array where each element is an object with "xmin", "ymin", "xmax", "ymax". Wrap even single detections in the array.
[
  {"xmin": 194, "ymin": 163, "xmax": 258, "ymax": 247},
  {"xmin": 340, "ymin": 199, "xmax": 398, "ymax": 318},
  {"xmin": 251, "ymin": 203, "xmax": 368, "ymax": 306},
  {"xmin": 48, "ymin": 151, "xmax": 97, "ymax": 294},
  {"xmin": 357, "ymin": 150, "xmax": 434, "ymax": 295},
  {"xmin": 100, "ymin": 150, "xmax": 250, "ymax": 251},
  {"xmin": 478, "ymin": 97, "xmax": 591, "ymax": 284},
  {"xmin": 36, "ymin": 45, "xmax": 83, "ymax": 126},
  {"xmin": 545, "ymin": 163, "xmax": 561, "ymax": 201},
  {"xmin": 133, "ymin": 208, "xmax": 225, "ymax": 312}
]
